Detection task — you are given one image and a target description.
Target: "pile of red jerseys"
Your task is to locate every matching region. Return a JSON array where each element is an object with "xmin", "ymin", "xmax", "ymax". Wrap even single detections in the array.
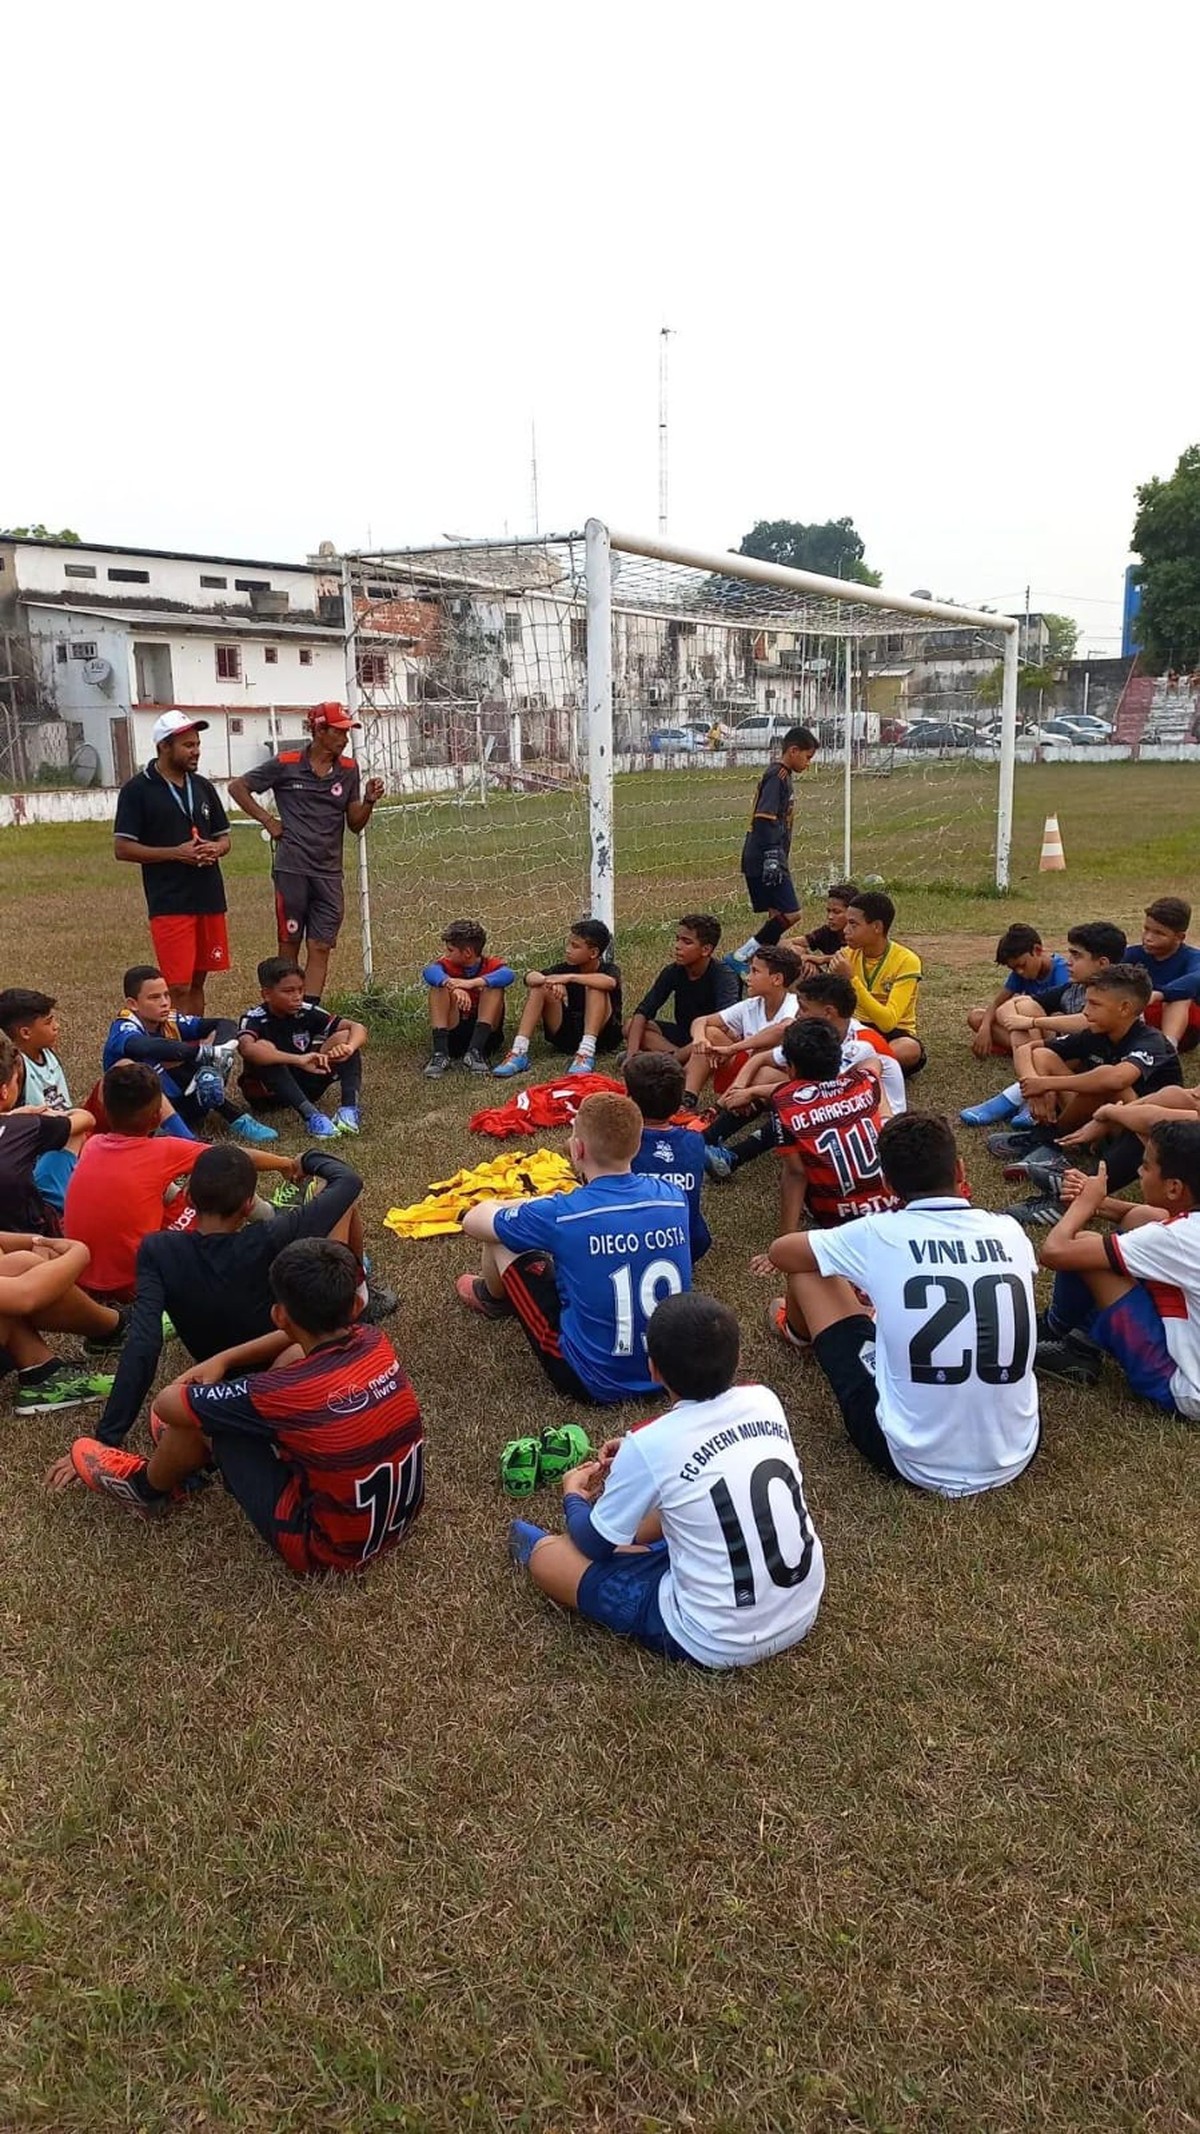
[{"xmin": 469, "ymin": 1072, "xmax": 626, "ymax": 1138}]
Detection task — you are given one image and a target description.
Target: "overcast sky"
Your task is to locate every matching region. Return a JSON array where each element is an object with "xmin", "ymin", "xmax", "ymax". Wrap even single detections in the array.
[{"xmin": 5, "ymin": 2, "xmax": 1197, "ymax": 653}]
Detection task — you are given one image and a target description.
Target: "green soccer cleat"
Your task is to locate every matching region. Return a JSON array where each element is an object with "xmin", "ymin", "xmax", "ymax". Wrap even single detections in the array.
[
  {"xmin": 538, "ymin": 1423, "xmax": 592, "ymax": 1484},
  {"xmin": 499, "ymin": 1436, "xmax": 541, "ymax": 1496},
  {"xmin": 15, "ymin": 1366, "xmax": 117, "ymax": 1416}
]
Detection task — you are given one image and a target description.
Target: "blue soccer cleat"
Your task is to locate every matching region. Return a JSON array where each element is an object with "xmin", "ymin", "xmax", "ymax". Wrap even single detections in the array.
[
  {"xmin": 566, "ymin": 1051, "xmax": 594, "ymax": 1076},
  {"xmin": 306, "ymin": 1111, "xmax": 338, "ymax": 1139},
  {"xmin": 704, "ymin": 1144, "xmax": 735, "ymax": 1181},
  {"xmin": 333, "ymin": 1106, "xmax": 361, "ymax": 1135},
  {"xmin": 493, "ymin": 1050, "xmax": 530, "ymax": 1078},
  {"xmin": 229, "ymin": 1113, "xmax": 278, "ymax": 1145}
]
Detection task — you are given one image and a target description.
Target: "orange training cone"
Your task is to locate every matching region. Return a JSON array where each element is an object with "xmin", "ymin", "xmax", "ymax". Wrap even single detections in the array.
[{"xmin": 1039, "ymin": 813, "xmax": 1065, "ymax": 871}]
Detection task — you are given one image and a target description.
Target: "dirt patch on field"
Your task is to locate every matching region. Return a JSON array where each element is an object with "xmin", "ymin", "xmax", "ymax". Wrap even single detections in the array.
[{"xmin": 910, "ymin": 931, "xmax": 997, "ymax": 970}]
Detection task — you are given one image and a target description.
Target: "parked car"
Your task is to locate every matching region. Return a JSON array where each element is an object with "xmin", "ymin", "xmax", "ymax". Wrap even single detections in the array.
[
  {"xmin": 1028, "ymin": 718, "xmax": 1113, "ymax": 746},
  {"xmin": 895, "ymin": 721, "xmax": 997, "ymax": 752},
  {"xmin": 728, "ymin": 715, "xmax": 799, "ymax": 752},
  {"xmin": 647, "ymin": 726, "xmax": 698, "ymax": 753}
]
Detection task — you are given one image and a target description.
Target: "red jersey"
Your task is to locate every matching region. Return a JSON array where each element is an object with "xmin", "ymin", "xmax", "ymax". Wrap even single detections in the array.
[
  {"xmin": 771, "ymin": 1065, "xmax": 899, "ymax": 1226},
  {"xmin": 183, "ymin": 1324, "xmax": 424, "ymax": 1575},
  {"xmin": 64, "ymin": 1132, "xmax": 204, "ymax": 1295}
]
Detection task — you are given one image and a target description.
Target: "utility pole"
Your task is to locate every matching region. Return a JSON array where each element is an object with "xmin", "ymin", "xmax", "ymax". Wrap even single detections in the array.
[
  {"xmin": 658, "ymin": 327, "xmax": 673, "ymax": 535},
  {"xmin": 530, "ymin": 419, "xmax": 540, "ymax": 537}
]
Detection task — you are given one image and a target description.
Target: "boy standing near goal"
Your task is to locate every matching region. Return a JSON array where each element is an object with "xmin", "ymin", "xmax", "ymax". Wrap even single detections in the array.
[{"xmin": 725, "ymin": 727, "xmax": 818, "ymax": 979}]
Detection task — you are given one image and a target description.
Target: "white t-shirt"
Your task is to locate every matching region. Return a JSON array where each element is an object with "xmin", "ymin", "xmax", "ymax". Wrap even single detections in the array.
[
  {"xmin": 721, "ymin": 993, "xmax": 798, "ymax": 1044},
  {"xmin": 771, "ymin": 1020, "xmax": 906, "ymax": 1114},
  {"xmin": 20, "ymin": 1047, "xmax": 71, "ymax": 1110},
  {"xmin": 808, "ymin": 1196, "xmax": 1040, "ymax": 1495},
  {"xmin": 590, "ymin": 1383, "xmax": 825, "ymax": 1667},
  {"xmin": 1110, "ymin": 1213, "xmax": 1200, "ymax": 1419}
]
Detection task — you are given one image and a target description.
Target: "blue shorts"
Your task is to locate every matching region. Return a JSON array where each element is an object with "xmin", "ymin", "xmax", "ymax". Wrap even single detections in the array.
[
  {"xmin": 1090, "ymin": 1284, "xmax": 1178, "ymax": 1411},
  {"xmin": 576, "ymin": 1542, "xmax": 695, "ymax": 1663},
  {"xmin": 745, "ymin": 868, "xmax": 799, "ymax": 915}
]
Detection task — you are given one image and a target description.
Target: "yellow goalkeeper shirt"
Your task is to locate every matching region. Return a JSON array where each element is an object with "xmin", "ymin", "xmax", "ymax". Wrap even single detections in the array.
[{"xmin": 847, "ymin": 940, "xmax": 922, "ymax": 1037}]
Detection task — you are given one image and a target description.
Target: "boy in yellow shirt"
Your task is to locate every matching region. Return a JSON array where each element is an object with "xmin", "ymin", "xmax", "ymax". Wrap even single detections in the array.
[{"xmin": 831, "ymin": 890, "xmax": 924, "ymax": 1076}]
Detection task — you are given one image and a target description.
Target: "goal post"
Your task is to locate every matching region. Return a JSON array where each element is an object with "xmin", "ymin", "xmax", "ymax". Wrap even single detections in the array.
[{"xmin": 334, "ymin": 527, "xmax": 1019, "ymax": 1008}]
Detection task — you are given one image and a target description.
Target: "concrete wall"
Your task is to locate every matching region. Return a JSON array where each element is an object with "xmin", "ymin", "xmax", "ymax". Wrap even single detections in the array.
[{"xmin": 7, "ymin": 542, "xmax": 320, "ymax": 617}]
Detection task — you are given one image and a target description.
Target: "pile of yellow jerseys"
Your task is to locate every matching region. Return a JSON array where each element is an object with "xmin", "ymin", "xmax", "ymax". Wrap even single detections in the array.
[{"xmin": 384, "ymin": 1148, "xmax": 579, "ymax": 1239}]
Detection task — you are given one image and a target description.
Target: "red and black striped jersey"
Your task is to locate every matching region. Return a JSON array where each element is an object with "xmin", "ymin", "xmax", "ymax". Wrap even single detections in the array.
[
  {"xmin": 771, "ymin": 1065, "xmax": 899, "ymax": 1226},
  {"xmin": 184, "ymin": 1324, "xmax": 424, "ymax": 1574}
]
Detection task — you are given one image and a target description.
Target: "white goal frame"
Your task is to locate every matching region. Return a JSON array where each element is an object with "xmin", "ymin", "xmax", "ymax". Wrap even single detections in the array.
[{"xmin": 584, "ymin": 520, "xmax": 1020, "ymax": 935}]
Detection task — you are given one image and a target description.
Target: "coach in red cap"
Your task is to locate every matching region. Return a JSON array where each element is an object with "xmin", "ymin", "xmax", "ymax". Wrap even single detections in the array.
[
  {"xmin": 113, "ymin": 711, "xmax": 232, "ymax": 1015},
  {"xmin": 229, "ymin": 704, "xmax": 384, "ymax": 1001}
]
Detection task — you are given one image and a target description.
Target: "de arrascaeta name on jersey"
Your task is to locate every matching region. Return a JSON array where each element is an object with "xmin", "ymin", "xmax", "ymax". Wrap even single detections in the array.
[
  {"xmin": 589, "ymin": 1223, "xmax": 688, "ymax": 1256},
  {"xmin": 678, "ymin": 1411, "xmax": 793, "ymax": 1485}
]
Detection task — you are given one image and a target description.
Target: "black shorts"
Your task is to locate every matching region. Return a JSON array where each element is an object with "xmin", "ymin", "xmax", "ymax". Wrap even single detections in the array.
[
  {"xmin": 547, "ymin": 1010, "xmax": 621, "ymax": 1057},
  {"xmin": 203, "ymin": 1419, "xmax": 307, "ymax": 1561},
  {"xmin": 274, "ymin": 870, "xmax": 345, "ymax": 950},
  {"xmin": 446, "ymin": 1011, "xmax": 504, "ymax": 1059},
  {"xmin": 500, "ymin": 1250, "xmax": 598, "ymax": 1403},
  {"xmin": 811, "ymin": 1314, "xmax": 905, "ymax": 1481},
  {"xmin": 900, "ymin": 1037, "xmax": 928, "ymax": 1078},
  {"xmin": 744, "ymin": 867, "xmax": 799, "ymax": 916},
  {"xmin": 645, "ymin": 1017, "xmax": 689, "ymax": 1050}
]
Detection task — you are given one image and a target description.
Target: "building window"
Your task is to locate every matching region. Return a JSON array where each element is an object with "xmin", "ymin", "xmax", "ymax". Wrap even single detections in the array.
[
  {"xmin": 264, "ymin": 646, "xmax": 278, "ymax": 665},
  {"xmin": 215, "ymin": 645, "xmax": 242, "ymax": 681},
  {"xmin": 356, "ymin": 650, "xmax": 388, "ymax": 687},
  {"xmin": 570, "ymin": 616, "xmax": 587, "ymax": 660},
  {"xmin": 229, "ymin": 717, "xmax": 244, "ymax": 735},
  {"xmin": 299, "ymin": 648, "xmax": 314, "ymax": 667},
  {"xmin": 200, "ymin": 574, "xmax": 227, "ymax": 590},
  {"xmin": 366, "ymin": 583, "xmax": 396, "ymax": 600},
  {"xmin": 55, "ymin": 643, "xmax": 68, "ymax": 664},
  {"xmin": 64, "ymin": 563, "xmax": 97, "ymax": 579},
  {"xmin": 70, "ymin": 640, "xmax": 98, "ymax": 660},
  {"xmin": 234, "ymin": 578, "xmax": 270, "ymax": 593},
  {"xmin": 108, "ymin": 567, "xmax": 150, "ymax": 583},
  {"xmin": 505, "ymin": 613, "xmax": 522, "ymax": 645}
]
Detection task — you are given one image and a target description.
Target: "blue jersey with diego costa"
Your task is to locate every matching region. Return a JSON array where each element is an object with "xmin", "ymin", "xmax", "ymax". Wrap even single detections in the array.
[{"xmin": 493, "ymin": 1171, "xmax": 692, "ymax": 1400}]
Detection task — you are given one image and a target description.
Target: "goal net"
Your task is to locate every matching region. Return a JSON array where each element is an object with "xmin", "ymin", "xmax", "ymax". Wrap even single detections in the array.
[{"xmin": 340, "ymin": 529, "xmax": 1015, "ymax": 1006}]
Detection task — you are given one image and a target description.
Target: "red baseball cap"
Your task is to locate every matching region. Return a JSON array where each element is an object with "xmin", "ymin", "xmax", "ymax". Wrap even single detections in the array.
[{"xmin": 308, "ymin": 702, "xmax": 360, "ymax": 732}]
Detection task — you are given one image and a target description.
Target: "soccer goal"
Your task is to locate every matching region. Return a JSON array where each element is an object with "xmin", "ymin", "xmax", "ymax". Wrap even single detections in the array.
[{"xmin": 337, "ymin": 526, "xmax": 1019, "ymax": 993}]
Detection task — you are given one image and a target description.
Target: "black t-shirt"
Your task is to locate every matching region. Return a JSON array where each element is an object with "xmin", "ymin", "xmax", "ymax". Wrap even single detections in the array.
[
  {"xmin": 97, "ymin": 1152, "xmax": 362, "ymax": 1445},
  {"xmin": 1049, "ymin": 1020, "xmax": 1183, "ymax": 1095},
  {"xmin": 0, "ymin": 1111, "xmax": 71, "ymax": 1232},
  {"xmin": 803, "ymin": 924, "xmax": 844, "ymax": 957},
  {"xmin": 741, "ymin": 763, "xmax": 794, "ymax": 872},
  {"xmin": 113, "ymin": 763, "xmax": 229, "ymax": 918},
  {"xmin": 545, "ymin": 963, "xmax": 623, "ymax": 1031},
  {"xmin": 635, "ymin": 960, "xmax": 740, "ymax": 1027},
  {"xmin": 238, "ymin": 1000, "xmax": 341, "ymax": 1057}
]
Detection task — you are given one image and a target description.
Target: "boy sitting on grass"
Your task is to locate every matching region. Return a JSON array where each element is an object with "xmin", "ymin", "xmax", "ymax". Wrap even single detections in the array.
[
  {"xmin": 64, "ymin": 1063, "xmax": 298, "ymax": 1303},
  {"xmin": 0, "ymin": 1234, "xmax": 118, "ymax": 1417},
  {"xmin": 44, "ymin": 1140, "xmax": 371, "ymax": 1489},
  {"xmin": 422, "ymin": 918, "xmax": 516, "ymax": 1079},
  {"xmin": 705, "ymin": 1018, "xmax": 896, "ymax": 1238},
  {"xmin": 0, "ymin": 1034, "xmax": 96, "ymax": 1237},
  {"xmin": 623, "ymin": 1050, "xmax": 710, "ymax": 1263},
  {"xmin": 1034, "ymin": 1122, "xmax": 1200, "ymax": 1417},
  {"xmin": 1125, "ymin": 896, "xmax": 1200, "ymax": 1053},
  {"xmin": 493, "ymin": 919, "xmax": 622, "ymax": 1079},
  {"xmin": 967, "ymin": 924, "xmax": 1070, "ymax": 1059},
  {"xmin": 70, "ymin": 1238, "xmax": 424, "ymax": 1575},
  {"xmin": 702, "ymin": 970, "xmax": 905, "ymax": 1146},
  {"xmin": 624, "ymin": 914, "xmax": 739, "ymax": 1062},
  {"xmin": 104, "ymin": 965, "xmax": 276, "ymax": 1145},
  {"xmin": 961, "ymin": 922, "xmax": 1128, "ymax": 1128},
  {"xmin": 830, "ymin": 890, "xmax": 924, "ymax": 1075},
  {"xmin": 238, "ymin": 957, "xmax": 368, "ymax": 1138},
  {"xmin": 760, "ymin": 1112, "xmax": 1041, "ymax": 1495},
  {"xmin": 681, "ymin": 944, "xmax": 800, "ymax": 1110},
  {"xmin": 507, "ymin": 1290, "xmax": 824, "ymax": 1669},
  {"xmin": 457, "ymin": 1091, "xmax": 691, "ymax": 1403},
  {"xmin": 0, "ymin": 988, "xmax": 81, "ymax": 1212}
]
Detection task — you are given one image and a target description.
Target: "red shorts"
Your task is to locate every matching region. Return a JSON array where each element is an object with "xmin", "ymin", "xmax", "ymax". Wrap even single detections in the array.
[
  {"xmin": 149, "ymin": 912, "xmax": 231, "ymax": 989},
  {"xmin": 1144, "ymin": 997, "xmax": 1200, "ymax": 1049}
]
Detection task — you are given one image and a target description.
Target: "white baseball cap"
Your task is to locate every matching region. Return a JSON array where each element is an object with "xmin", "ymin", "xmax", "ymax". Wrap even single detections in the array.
[{"xmin": 152, "ymin": 710, "xmax": 210, "ymax": 747}]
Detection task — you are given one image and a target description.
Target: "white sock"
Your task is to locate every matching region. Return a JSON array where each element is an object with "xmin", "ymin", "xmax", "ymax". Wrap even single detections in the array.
[
  {"xmin": 510, "ymin": 1035, "xmax": 530, "ymax": 1056},
  {"xmin": 575, "ymin": 1034, "xmax": 597, "ymax": 1059},
  {"xmin": 733, "ymin": 934, "xmax": 760, "ymax": 961},
  {"xmin": 1003, "ymin": 1080, "xmax": 1021, "ymax": 1103}
]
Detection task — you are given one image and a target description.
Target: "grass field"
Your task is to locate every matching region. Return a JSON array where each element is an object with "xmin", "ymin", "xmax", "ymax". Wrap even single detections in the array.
[{"xmin": 2, "ymin": 761, "xmax": 1198, "ymax": 2133}]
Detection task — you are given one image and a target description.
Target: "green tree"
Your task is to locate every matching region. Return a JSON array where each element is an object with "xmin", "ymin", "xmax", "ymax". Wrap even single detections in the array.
[
  {"xmin": 0, "ymin": 523, "xmax": 81, "ymax": 542},
  {"xmin": 738, "ymin": 517, "xmax": 882, "ymax": 587},
  {"xmin": 1130, "ymin": 445, "xmax": 1200, "ymax": 671},
  {"xmin": 1042, "ymin": 612, "xmax": 1078, "ymax": 665}
]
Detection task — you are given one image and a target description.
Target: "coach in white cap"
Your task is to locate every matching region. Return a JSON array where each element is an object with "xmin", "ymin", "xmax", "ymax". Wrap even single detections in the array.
[{"xmin": 113, "ymin": 711, "xmax": 232, "ymax": 1016}]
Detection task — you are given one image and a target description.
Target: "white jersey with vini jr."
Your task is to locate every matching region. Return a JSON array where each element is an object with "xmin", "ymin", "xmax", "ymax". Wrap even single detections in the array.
[
  {"xmin": 590, "ymin": 1383, "xmax": 825, "ymax": 1667},
  {"xmin": 808, "ymin": 1195, "xmax": 1040, "ymax": 1495},
  {"xmin": 1109, "ymin": 1213, "xmax": 1200, "ymax": 1419}
]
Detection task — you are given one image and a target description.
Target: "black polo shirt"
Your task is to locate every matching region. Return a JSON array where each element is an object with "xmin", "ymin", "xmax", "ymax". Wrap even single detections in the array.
[{"xmin": 114, "ymin": 762, "xmax": 229, "ymax": 918}]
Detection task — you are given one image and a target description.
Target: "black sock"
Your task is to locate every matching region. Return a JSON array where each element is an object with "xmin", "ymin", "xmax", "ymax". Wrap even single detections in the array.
[
  {"xmin": 131, "ymin": 1467, "xmax": 166, "ymax": 1504},
  {"xmin": 703, "ymin": 1107, "xmax": 746, "ymax": 1146},
  {"xmin": 755, "ymin": 917, "xmax": 786, "ymax": 948},
  {"xmin": 432, "ymin": 1029, "xmax": 450, "ymax": 1057},
  {"xmin": 19, "ymin": 1359, "xmax": 60, "ymax": 1385},
  {"xmin": 680, "ymin": 1091, "xmax": 699, "ymax": 1112}
]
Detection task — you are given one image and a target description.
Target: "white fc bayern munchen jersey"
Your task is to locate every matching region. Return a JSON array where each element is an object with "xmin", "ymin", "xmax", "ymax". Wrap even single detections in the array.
[
  {"xmin": 721, "ymin": 992, "xmax": 798, "ymax": 1044},
  {"xmin": 809, "ymin": 1196, "xmax": 1040, "ymax": 1495},
  {"xmin": 590, "ymin": 1383, "xmax": 825, "ymax": 1667},
  {"xmin": 1110, "ymin": 1212, "xmax": 1200, "ymax": 1419}
]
